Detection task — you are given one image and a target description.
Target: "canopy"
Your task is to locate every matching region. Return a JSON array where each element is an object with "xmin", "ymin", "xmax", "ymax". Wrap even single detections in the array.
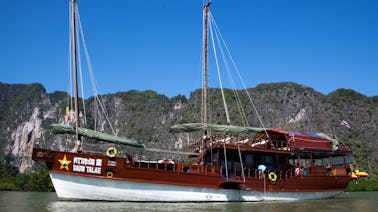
[
  {"xmin": 268, "ymin": 128, "xmax": 339, "ymax": 151},
  {"xmin": 50, "ymin": 124, "xmax": 145, "ymax": 148},
  {"xmin": 170, "ymin": 123, "xmax": 265, "ymax": 134},
  {"xmin": 316, "ymin": 132, "xmax": 340, "ymax": 151}
]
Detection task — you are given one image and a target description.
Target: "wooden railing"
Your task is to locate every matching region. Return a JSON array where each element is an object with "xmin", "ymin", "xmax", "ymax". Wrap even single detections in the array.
[
  {"xmin": 126, "ymin": 159, "xmax": 221, "ymax": 175},
  {"xmin": 125, "ymin": 159, "xmax": 347, "ymax": 179}
]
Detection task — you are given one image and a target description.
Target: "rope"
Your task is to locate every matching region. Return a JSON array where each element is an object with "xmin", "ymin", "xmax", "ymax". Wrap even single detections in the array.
[
  {"xmin": 208, "ymin": 12, "xmax": 231, "ymax": 125},
  {"xmin": 209, "ymin": 11, "xmax": 269, "ymax": 138},
  {"xmin": 93, "ymin": 97, "xmax": 98, "ymax": 131},
  {"xmin": 238, "ymin": 144, "xmax": 246, "ymax": 182},
  {"xmin": 75, "ymin": 13, "xmax": 87, "ymax": 126},
  {"xmin": 75, "ymin": 6, "xmax": 116, "ymax": 135},
  {"xmin": 210, "ymin": 13, "xmax": 248, "ymax": 126},
  {"xmin": 223, "ymin": 143, "xmax": 228, "ymax": 179}
]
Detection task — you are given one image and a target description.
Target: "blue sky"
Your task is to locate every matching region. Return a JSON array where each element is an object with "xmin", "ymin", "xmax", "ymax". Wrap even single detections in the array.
[{"xmin": 1, "ymin": 0, "xmax": 378, "ymax": 98}]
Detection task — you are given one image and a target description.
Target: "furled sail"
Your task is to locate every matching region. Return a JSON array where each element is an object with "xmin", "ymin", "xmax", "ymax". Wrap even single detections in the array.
[
  {"xmin": 170, "ymin": 123, "xmax": 265, "ymax": 134},
  {"xmin": 50, "ymin": 124, "xmax": 144, "ymax": 148}
]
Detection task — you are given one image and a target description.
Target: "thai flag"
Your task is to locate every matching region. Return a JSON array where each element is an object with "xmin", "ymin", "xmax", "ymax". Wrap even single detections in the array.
[{"xmin": 341, "ymin": 120, "xmax": 351, "ymax": 128}]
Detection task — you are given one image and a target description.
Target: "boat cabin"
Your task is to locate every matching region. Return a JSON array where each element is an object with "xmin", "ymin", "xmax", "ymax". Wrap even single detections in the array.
[{"xmin": 197, "ymin": 128, "xmax": 354, "ymax": 181}]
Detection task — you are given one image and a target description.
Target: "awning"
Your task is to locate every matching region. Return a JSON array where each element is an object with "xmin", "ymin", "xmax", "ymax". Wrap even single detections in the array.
[
  {"xmin": 50, "ymin": 124, "xmax": 144, "ymax": 148},
  {"xmin": 170, "ymin": 123, "xmax": 265, "ymax": 134}
]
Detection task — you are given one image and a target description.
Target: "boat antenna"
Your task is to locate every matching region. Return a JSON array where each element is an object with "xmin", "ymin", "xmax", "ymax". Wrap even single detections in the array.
[
  {"xmin": 71, "ymin": 0, "xmax": 81, "ymax": 152},
  {"xmin": 202, "ymin": 2, "xmax": 211, "ymax": 136}
]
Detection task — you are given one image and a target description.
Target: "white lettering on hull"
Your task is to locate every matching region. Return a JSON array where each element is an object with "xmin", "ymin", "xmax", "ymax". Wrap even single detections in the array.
[
  {"xmin": 86, "ymin": 166, "xmax": 102, "ymax": 174},
  {"xmin": 72, "ymin": 157, "xmax": 102, "ymax": 175},
  {"xmin": 73, "ymin": 165, "xmax": 85, "ymax": 172}
]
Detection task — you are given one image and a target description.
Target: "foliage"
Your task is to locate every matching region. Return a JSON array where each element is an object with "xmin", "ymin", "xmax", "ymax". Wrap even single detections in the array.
[
  {"xmin": 0, "ymin": 161, "xmax": 54, "ymax": 192},
  {"xmin": 347, "ymin": 176, "xmax": 378, "ymax": 191}
]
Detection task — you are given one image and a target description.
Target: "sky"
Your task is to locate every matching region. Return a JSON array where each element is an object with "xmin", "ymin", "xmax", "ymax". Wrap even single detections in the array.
[{"xmin": 1, "ymin": 0, "xmax": 378, "ymax": 98}]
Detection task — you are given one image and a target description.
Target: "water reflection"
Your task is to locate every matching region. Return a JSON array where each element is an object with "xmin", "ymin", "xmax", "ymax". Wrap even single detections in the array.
[
  {"xmin": 46, "ymin": 192, "xmax": 377, "ymax": 212},
  {"xmin": 0, "ymin": 191, "xmax": 374, "ymax": 212},
  {"xmin": 47, "ymin": 202, "xmax": 228, "ymax": 212}
]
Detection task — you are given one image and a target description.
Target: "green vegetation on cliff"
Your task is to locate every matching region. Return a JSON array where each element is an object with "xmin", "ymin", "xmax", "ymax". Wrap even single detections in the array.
[
  {"xmin": 347, "ymin": 177, "xmax": 378, "ymax": 191},
  {"xmin": 0, "ymin": 161, "xmax": 53, "ymax": 192}
]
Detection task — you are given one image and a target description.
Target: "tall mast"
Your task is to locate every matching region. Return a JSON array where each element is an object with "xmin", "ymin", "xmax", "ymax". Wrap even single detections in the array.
[
  {"xmin": 202, "ymin": 2, "xmax": 211, "ymax": 128},
  {"xmin": 71, "ymin": 0, "xmax": 81, "ymax": 151}
]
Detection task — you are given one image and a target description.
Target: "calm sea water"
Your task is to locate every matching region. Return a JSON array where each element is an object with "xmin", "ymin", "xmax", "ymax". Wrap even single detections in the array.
[{"xmin": 0, "ymin": 191, "xmax": 376, "ymax": 212}]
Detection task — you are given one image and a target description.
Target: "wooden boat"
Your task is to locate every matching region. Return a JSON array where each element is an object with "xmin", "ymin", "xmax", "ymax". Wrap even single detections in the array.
[
  {"xmin": 33, "ymin": 125, "xmax": 356, "ymax": 201},
  {"xmin": 32, "ymin": 0, "xmax": 360, "ymax": 201}
]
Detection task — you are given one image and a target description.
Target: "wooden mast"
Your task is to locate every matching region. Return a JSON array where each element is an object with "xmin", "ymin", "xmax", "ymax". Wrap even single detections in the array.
[
  {"xmin": 71, "ymin": 0, "xmax": 81, "ymax": 152},
  {"xmin": 202, "ymin": 2, "xmax": 211, "ymax": 129}
]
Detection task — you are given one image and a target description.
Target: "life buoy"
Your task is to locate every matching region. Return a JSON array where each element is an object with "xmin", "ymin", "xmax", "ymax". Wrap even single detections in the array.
[
  {"xmin": 268, "ymin": 172, "xmax": 277, "ymax": 183},
  {"xmin": 106, "ymin": 171, "xmax": 113, "ymax": 178},
  {"xmin": 106, "ymin": 147, "xmax": 117, "ymax": 158}
]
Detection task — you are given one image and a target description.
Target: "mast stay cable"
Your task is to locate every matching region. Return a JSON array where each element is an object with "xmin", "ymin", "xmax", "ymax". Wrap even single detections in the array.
[
  {"xmin": 208, "ymin": 12, "xmax": 231, "ymax": 125},
  {"xmin": 73, "ymin": 4, "xmax": 116, "ymax": 136},
  {"xmin": 209, "ymin": 12, "xmax": 248, "ymax": 127},
  {"xmin": 207, "ymin": 10, "xmax": 269, "ymax": 138}
]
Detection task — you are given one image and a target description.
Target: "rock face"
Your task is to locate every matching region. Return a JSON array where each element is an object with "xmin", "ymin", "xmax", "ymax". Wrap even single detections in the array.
[
  {"xmin": 10, "ymin": 107, "xmax": 41, "ymax": 173},
  {"xmin": 0, "ymin": 82, "xmax": 377, "ymax": 173},
  {"xmin": 0, "ymin": 83, "xmax": 67, "ymax": 173}
]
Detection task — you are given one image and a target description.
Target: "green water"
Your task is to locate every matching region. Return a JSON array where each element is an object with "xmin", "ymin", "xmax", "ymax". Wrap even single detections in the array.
[{"xmin": 0, "ymin": 191, "xmax": 376, "ymax": 212}]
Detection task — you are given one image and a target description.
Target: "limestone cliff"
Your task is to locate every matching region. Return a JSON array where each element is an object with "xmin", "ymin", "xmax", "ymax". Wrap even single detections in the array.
[{"xmin": 0, "ymin": 82, "xmax": 376, "ymax": 174}]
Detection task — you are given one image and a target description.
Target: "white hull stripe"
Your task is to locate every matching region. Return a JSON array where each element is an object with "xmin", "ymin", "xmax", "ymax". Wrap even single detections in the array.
[{"xmin": 50, "ymin": 173, "xmax": 343, "ymax": 202}]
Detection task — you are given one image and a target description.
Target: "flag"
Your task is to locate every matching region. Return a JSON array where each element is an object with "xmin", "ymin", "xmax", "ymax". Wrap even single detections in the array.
[
  {"xmin": 340, "ymin": 120, "xmax": 351, "ymax": 128},
  {"xmin": 65, "ymin": 107, "xmax": 71, "ymax": 122}
]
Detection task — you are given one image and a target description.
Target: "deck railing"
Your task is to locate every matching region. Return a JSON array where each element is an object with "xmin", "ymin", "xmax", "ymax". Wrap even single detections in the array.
[
  {"xmin": 127, "ymin": 159, "xmax": 221, "ymax": 175},
  {"xmin": 125, "ymin": 159, "xmax": 346, "ymax": 179}
]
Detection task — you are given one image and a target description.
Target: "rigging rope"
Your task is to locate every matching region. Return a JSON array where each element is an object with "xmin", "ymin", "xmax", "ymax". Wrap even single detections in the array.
[
  {"xmin": 75, "ymin": 6, "xmax": 116, "ymax": 135},
  {"xmin": 210, "ymin": 13, "xmax": 248, "ymax": 126},
  {"xmin": 237, "ymin": 144, "xmax": 246, "ymax": 182},
  {"xmin": 223, "ymin": 143, "xmax": 229, "ymax": 179},
  {"xmin": 208, "ymin": 11, "xmax": 269, "ymax": 138},
  {"xmin": 208, "ymin": 12, "xmax": 231, "ymax": 125},
  {"xmin": 75, "ymin": 12, "xmax": 87, "ymax": 126}
]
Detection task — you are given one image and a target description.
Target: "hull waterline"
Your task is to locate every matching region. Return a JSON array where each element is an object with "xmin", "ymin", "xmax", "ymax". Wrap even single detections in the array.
[{"xmin": 50, "ymin": 172, "xmax": 344, "ymax": 202}]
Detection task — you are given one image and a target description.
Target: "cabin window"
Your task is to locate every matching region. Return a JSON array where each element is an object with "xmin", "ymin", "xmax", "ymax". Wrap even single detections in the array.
[
  {"xmin": 290, "ymin": 158, "xmax": 302, "ymax": 167},
  {"xmin": 300, "ymin": 159, "xmax": 311, "ymax": 168},
  {"xmin": 261, "ymin": 155, "xmax": 277, "ymax": 171},
  {"xmin": 313, "ymin": 159, "xmax": 323, "ymax": 166},
  {"xmin": 332, "ymin": 156, "xmax": 345, "ymax": 166},
  {"xmin": 277, "ymin": 156, "xmax": 291, "ymax": 170},
  {"xmin": 265, "ymin": 155, "xmax": 274, "ymax": 163},
  {"xmin": 219, "ymin": 149, "xmax": 244, "ymax": 178},
  {"xmin": 289, "ymin": 158, "xmax": 296, "ymax": 167},
  {"xmin": 346, "ymin": 154, "xmax": 354, "ymax": 164},
  {"xmin": 205, "ymin": 149, "xmax": 219, "ymax": 165},
  {"xmin": 313, "ymin": 157, "xmax": 334, "ymax": 167},
  {"xmin": 323, "ymin": 158, "xmax": 331, "ymax": 166},
  {"xmin": 245, "ymin": 154, "xmax": 254, "ymax": 169}
]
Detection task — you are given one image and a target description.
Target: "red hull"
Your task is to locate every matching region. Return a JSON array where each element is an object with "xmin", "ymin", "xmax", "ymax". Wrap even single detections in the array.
[{"xmin": 33, "ymin": 148, "xmax": 351, "ymax": 193}]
